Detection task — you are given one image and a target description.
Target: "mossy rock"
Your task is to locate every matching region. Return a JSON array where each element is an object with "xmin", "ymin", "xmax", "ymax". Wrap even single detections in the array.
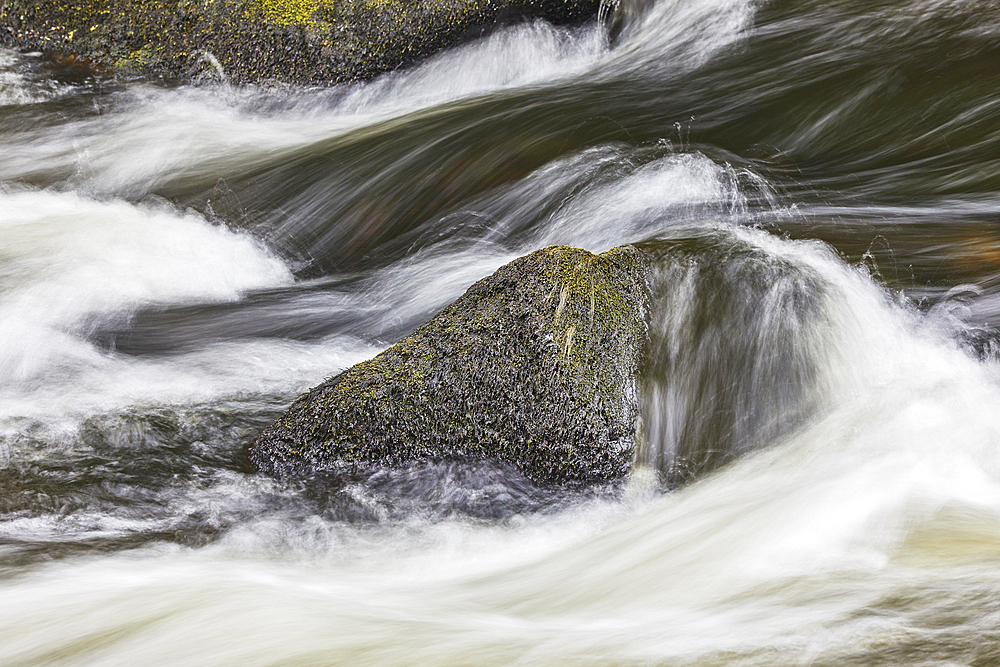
[
  {"xmin": 1, "ymin": 0, "xmax": 601, "ymax": 85},
  {"xmin": 249, "ymin": 244, "xmax": 650, "ymax": 487}
]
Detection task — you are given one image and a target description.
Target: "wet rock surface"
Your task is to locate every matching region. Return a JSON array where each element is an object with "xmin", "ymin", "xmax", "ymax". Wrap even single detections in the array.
[
  {"xmin": 250, "ymin": 244, "xmax": 649, "ymax": 487},
  {"xmin": 0, "ymin": 0, "xmax": 600, "ymax": 85}
]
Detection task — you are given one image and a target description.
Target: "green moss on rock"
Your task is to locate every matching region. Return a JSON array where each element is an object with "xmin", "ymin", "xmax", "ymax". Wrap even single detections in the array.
[{"xmin": 249, "ymin": 244, "xmax": 650, "ymax": 487}]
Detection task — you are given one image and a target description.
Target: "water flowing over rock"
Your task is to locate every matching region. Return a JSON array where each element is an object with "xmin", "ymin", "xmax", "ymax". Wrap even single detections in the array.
[
  {"xmin": 0, "ymin": 0, "xmax": 600, "ymax": 84},
  {"xmin": 250, "ymin": 244, "xmax": 649, "ymax": 486}
]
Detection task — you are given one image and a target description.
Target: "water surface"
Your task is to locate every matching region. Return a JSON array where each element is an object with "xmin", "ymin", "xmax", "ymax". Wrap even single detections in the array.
[{"xmin": 2, "ymin": 0, "xmax": 1000, "ymax": 664}]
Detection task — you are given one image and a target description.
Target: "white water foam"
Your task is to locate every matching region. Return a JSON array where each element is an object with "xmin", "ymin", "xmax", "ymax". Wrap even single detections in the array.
[
  {"xmin": 536, "ymin": 151, "xmax": 754, "ymax": 250},
  {"xmin": 0, "ymin": 188, "xmax": 320, "ymax": 422},
  {"xmin": 0, "ymin": 49, "xmax": 70, "ymax": 106},
  {"xmin": 601, "ymin": 0, "xmax": 759, "ymax": 74}
]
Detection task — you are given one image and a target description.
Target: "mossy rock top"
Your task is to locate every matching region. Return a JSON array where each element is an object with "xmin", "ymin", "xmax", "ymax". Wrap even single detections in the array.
[
  {"xmin": 1, "ymin": 0, "xmax": 600, "ymax": 84},
  {"xmin": 249, "ymin": 244, "xmax": 650, "ymax": 486}
]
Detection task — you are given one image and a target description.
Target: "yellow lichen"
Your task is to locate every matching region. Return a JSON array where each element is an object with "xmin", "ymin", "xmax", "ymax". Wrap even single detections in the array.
[{"xmin": 253, "ymin": 0, "xmax": 336, "ymax": 26}]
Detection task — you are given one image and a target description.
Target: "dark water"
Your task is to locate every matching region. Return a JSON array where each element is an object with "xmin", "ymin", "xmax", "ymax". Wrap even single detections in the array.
[{"xmin": 2, "ymin": 1, "xmax": 1000, "ymax": 664}]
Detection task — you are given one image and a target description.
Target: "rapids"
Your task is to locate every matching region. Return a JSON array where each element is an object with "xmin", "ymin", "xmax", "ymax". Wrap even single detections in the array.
[{"xmin": 2, "ymin": 0, "xmax": 1000, "ymax": 664}]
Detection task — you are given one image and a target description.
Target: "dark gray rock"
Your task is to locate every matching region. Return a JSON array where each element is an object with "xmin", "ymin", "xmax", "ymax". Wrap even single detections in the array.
[
  {"xmin": 249, "ymin": 244, "xmax": 650, "ymax": 487},
  {"xmin": 1, "ymin": 0, "xmax": 600, "ymax": 85}
]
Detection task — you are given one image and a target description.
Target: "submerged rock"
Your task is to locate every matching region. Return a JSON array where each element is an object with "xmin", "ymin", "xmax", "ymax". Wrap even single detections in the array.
[
  {"xmin": 0, "ymin": 0, "xmax": 600, "ymax": 85},
  {"xmin": 250, "ymin": 245, "xmax": 649, "ymax": 487}
]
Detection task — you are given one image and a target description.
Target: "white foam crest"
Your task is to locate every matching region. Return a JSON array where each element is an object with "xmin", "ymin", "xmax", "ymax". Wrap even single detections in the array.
[
  {"xmin": 0, "ymin": 85, "xmax": 315, "ymax": 195},
  {"xmin": 604, "ymin": 0, "xmax": 759, "ymax": 74},
  {"xmin": 537, "ymin": 152, "xmax": 746, "ymax": 250},
  {"xmin": 0, "ymin": 335, "xmax": 380, "ymax": 429},
  {"xmin": 365, "ymin": 246, "xmax": 521, "ymax": 327},
  {"xmin": 334, "ymin": 20, "xmax": 606, "ymax": 115},
  {"xmin": 0, "ymin": 189, "xmax": 293, "ymax": 392}
]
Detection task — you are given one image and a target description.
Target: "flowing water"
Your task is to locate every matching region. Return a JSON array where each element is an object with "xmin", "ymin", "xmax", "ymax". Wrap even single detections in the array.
[{"xmin": 2, "ymin": 0, "xmax": 1000, "ymax": 664}]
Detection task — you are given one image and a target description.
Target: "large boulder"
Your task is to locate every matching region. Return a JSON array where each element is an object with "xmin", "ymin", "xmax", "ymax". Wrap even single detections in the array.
[
  {"xmin": 249, "ymin": 244, "xmax": 650, "ymax": 487},
  {"xmin": 0, "ymin": 0, "xmax": 600, "ymax": 85}
]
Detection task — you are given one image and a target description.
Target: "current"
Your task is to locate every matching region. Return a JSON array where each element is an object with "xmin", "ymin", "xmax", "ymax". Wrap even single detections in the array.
[{"xmin": 2, "ymin": 0, "xmax": 1000, "ymax": 664}]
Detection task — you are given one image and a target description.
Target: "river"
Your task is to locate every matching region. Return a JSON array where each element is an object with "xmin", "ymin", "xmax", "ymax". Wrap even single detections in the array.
[{"xmin": 2, "ymin": 0, "xmax": 1000, "ymax": 664}]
